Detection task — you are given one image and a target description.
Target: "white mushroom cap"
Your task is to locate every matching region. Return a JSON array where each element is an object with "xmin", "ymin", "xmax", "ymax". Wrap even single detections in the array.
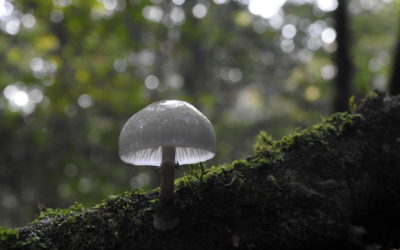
[{"xmin": 119, "ymin": 100, "xmax": 216, "ymax": 166}]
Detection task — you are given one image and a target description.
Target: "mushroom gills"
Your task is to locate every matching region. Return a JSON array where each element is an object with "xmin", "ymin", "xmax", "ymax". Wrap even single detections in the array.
[{"xmin": 121, "ymin": 146, "xmax": 214, "ymax": 166}]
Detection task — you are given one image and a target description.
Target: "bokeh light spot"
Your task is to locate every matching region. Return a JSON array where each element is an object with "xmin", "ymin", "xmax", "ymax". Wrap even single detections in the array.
[
  {"xmin": 1, "ymin": 194, "xmax": 18, "ymax": 209},
  {"xmin": 308, "ymin": 22, "xmax": 323, "ymax": 38},
  {"xmin": 3, "ymin": 84, "xmax": 29, "ymax": 107},
  {"xmin": 220, "ymin": 67, "xmax": 243, "ymax": 83},
  {"xmin": 13, "ymin": 91, "xmax": 29, "ymax": 107},
  {"xmin": 52, "ymin": 0, "xmax": 72, "ymax": 8},
  {"xmin": 64, "ymin": 163, "xmax": 78, "ymax": 178},
  {"xmin": 321, "ymin": 65, "xmax": 336, "ymax": 80},
  {"xmin": 77, "ymin": 94, "xmax": 93, "ymax": 108},
  {"xmin": 172, "ymin": 0, "xmax": 185, "ymax": 6},
  {"xmin": 142, "ymin": 5, "xmax": 163, "ymax": 23},
  {"xmin": 213, "ymin": 0, "xmax": 229, "ymax": 4},
  {"xmin": 113, "ymin": 58, "xmax": 128, "ymax": 72},
  {"xmin": 316, "ymin": 0, "xmax": 338, "ymax": 12},
  {"xmin": 78, "ymin": 178, "xmax": 92, "ymax": 193},
  {"xmin": 103, "ymin": 0, "xmax": 117, "ymax": 11},
  {"xmin": 5, "ymin": 17, "xmax": 20, "ymax": 35},
  {"xmin": 3, "ymin": 85, "xmax": 18, "ymax": 100},
  {"xmin": 248, "ymin": 0, "xmax": 286, "ymax": 19},
  {"xmin": 307, "ymin": 37, "xmax": 322, "ymax": 51},
  {"xmin": 0, "ymin": 0, "xmax": 14, "ymax": 18},
  {"xmin": 280, "ymin": 39, "xmax": 295, "ymax": 53},
  {"xmin": 50, "ymin": 9, "xmax": 64, "ymax": 23},
  {"xmin": 304, "ymin": 86, "xmax": 321, "ymax": 101},
  {"xmin": 281, "ymin": 24, "xmax": 297, "ymax": 39},
  {"xmin": 21, "ymin": 14, "xmax": 36, "ymax": 29},
  {"xmin": 170, "ymin": 7, "xmax": 185, "ymax": 25},
  {"xmin": 192, "ymin": 3, "xmax": 207, "ymax": 19},
  {"xmin": 2, "ymin": 84, "xmax": 42, "ymax": 114},
  {"xmin": 144, "ymin": 75, "xmax": 159, "ymax": 90},
  {"xmin": 298, "ymin": 48, "xmax": 313, "ymax": 62},
  {"xmin": 268, "ymin": 12, "xmax": 284, "ymax": 29},
  {"xmin": 321, "ymin": 27, "xmax": 336, "ymax": 44},
  {"xmin": 166, "ymin": 73, "xmax": 184, "ymax": 89}
]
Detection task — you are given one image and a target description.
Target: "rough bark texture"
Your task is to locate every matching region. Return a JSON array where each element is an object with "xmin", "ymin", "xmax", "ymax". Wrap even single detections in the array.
[{"xmin": 1, "ymin": 92, "xmax": 400, "ymax": 250}]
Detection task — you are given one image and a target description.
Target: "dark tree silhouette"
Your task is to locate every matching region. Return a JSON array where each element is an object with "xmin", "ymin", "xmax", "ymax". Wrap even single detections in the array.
[
  {"xmin": 389, "ymin": 24, "xmax": 400, "ymax": 95},
  {"xmin": 333, "ymin": 0, "xmax": 353, "ymax": 112}
]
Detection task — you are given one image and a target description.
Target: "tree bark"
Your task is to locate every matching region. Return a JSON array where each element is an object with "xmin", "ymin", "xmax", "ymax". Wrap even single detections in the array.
[
  {"xmin": 333, "ymin": 0, "xmax": 353, "ymax": 112},
  {"xmin": 1, "ymin": 92, "xmax": 400, "ymax": 250}
]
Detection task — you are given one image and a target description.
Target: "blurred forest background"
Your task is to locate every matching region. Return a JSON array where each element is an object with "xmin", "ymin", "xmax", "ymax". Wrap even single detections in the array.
[{"xmin": 0, "ymin": 0, "xmax": 399, "ymax": 227}]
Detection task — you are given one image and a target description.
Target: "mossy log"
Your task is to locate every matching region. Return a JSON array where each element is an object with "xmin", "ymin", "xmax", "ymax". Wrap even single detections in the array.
[{"xmin": 1, "ymin": 92, "xmax": 400, "ymax": 250}]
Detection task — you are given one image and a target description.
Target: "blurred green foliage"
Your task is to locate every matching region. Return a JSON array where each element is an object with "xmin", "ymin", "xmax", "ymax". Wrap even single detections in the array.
[{"xmin": 0, "ymin": 0, "xmax": 398, "ymax": 227}]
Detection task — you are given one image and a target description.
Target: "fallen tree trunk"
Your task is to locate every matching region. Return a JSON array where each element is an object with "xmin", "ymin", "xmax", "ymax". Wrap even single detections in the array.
[{"xmin": 1, "ymin": 92, "xmax": 400, "ymax": 250}]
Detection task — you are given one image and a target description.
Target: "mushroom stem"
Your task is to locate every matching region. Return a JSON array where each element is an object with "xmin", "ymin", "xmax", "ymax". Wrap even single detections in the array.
[{"xmin": 154, "ymin": 146, "xmax": 179, "ymax": 230}]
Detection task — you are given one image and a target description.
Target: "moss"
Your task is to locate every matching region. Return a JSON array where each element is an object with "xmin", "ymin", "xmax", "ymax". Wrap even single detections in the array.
[
  {"xmin": 175, "ymin": 175, "xmax": 200, "ymax": 191},
  {"xmin": 253, "ymin": 131, "xmax": 278, "ymax": 154},
  {"xmin": 0, "ymin": 227, "xmax": 32, "ymax": 249},
  {"xmin": 247, "ymin": 111, "xmax": 364, "ymax": 169},
  {"xmin": 275, "ymin": 112, "xmax": 363, "ymax": 152},
  {"xmin": 33, "ymin": 202, "xmax": 84, "ymax": 223},
  {"xmin": 0, "ymin": 227, "xmax": 18, "ymax": 249}
]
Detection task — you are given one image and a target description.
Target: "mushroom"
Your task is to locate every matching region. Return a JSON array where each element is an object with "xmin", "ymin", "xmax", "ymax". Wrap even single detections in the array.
[{"xmin": 119, "ymin": 100, "xmax": 216, "ymax": 230}]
